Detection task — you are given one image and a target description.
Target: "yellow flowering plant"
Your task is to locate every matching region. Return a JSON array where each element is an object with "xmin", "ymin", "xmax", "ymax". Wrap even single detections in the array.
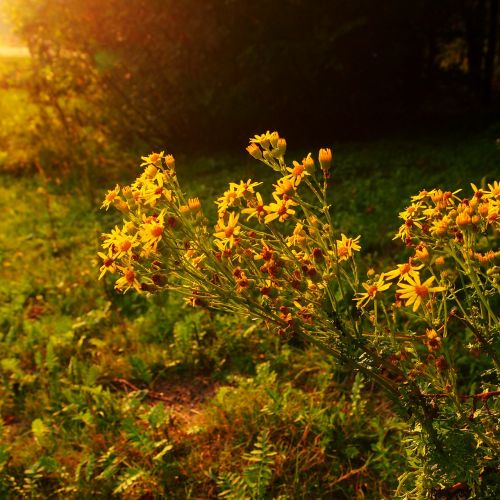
[{"xmin": 100, "ymin": 132, "xmax": 499, "ymax": 495}]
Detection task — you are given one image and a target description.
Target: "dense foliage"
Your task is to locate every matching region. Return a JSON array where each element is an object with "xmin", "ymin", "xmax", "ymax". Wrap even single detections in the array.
[{"xmin": 6, "ymin": 0, "xmax": 500, "ymax": 156}]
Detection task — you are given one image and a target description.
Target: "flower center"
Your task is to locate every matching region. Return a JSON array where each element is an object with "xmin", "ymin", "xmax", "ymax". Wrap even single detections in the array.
[
  {"xmin": 120, "ymin": 240, "xmax": 132, "ymax": 252},
  {"xmin": 277, "ymin": 203, "xmax": 288, "ymax": 216},
  {"xmin": 400, "ymin": 263, "xmax": 410, "ymax": 275},
  {"xmin": 414, "ymin": 285, "xmax": 429, "ymax": 298},
  {"xmin": 151, "ymin": 225, "xmax": 164, "ymax": 238},
  {"xmin": 338, "ymin": 247, "xmax": 348, "ymax": 258}
]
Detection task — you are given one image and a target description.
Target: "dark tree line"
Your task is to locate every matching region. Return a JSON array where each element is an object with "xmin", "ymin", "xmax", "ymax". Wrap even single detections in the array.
[{"xmin": 10, "ymin": 0, "xmax": 500, "ymax": 152}]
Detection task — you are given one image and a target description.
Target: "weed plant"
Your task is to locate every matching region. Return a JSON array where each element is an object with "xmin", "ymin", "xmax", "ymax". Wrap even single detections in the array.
[{"xmin": 100, "ymin": 131, "xmax": 499, "ymax": 497}]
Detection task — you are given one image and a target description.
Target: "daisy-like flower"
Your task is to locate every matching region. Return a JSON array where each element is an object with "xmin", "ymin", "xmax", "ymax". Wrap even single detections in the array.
[
  {"xmin": 285, "ymin": 159, "xmax": 310, "ymax": 187},
  {"xmin": 335, "ymin": 234, "xmax": 361, "ymax": 261},
  {"xmin": 216, "ymin": 185, "xmax": 241, "ymax": 214},
  {"xmin": 140, "ymin": 177, "xmax": 174, "ymax": 207},
  {"xmin": 264, "ymin": 193, "xmax": 298, "ymax": 223},
  {"xmin": 229, "ymin": 179, "xmax": 262, "ymax": 197},
  {"xmin": 414, "ymin": 244, "xmax": 430, "ymax": 262},
  {"xmin": 396, "ymin": 274, "xmax": 446, "ymax": 312},
  {"xmin": 115, "ymin": 265, "xmax": 142, "ymax": 293},
  {"xmin": 140, "ymin": 210, "xmax": 166, "ymax": 255},
  {"xmin": 486, "ymin": 202, "xmax": 499, "ymax": 225},
  {"xmin": 102, "ymin": 226, "xmax": 138, "ymax": 258},
  {"xmin": 393, "ymin": 219, "xmax": 420, "ymax": 242},
  {"xmin": 430, "ymin": 215, "xmax": 452, "ymax": 237},
  {"xmin": 411, "ymin": 189, "xmax": 430, "ymax": 202},
  {"xmin": 355, "ymin": 276, "xmax": 391, "ymax": 308},
  {"xmin": 214, "ymin": 212, "xmax": 241, "ymax": 248},
  {"xmin": 101, "ymin": 184, "xmax": 120, "ymax": 210},
  {"xmin": 97, "ymin": 248, "xmax": 117, "ymax": 279},
  {"xmin": 242, "ymin": 192, "xmax": 267, "ymax": 221},
  {"xmin": 273, "ymin": 177, "xmax": 295, "ymax": 196},
  {"xmin": 399, "ymin": 202, "xmax": 423, "ymax": 220},
  {"xmin": 140, "ymin": 151, "xmax": 164, "ymax": 166},
  {"xmin": 385, "ymin": 260, "xmax": 423, "ymax": 282},
  {"xmin": 249, "ymin": 131, "xmax": 274, "ymax": 150},
  {"xmin": 425, "ymin": 328, "xmax": 441, "ymax": 352},
  {"xmin": 486, "ymin": 180, "xmax": 500, "ymax": 199}
]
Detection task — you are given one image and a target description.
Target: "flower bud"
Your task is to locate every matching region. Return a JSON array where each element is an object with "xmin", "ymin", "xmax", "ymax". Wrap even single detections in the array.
[
  {"xmin": 144, "ymin": 165, "xmax": 158, "ymax": 179},
  {"xmin": 270, "ymin": 131, "xmax": 279, "ymax": 149},
  {"xmin": 304, "ymin": 153, "xmax": 315, "ymax": 174},
  {"xmin": 165, "ymin": 154, "xmax": 175, "ymax": 169},
  {"xmin": 113, "ymin": 197, "xmax": 129, "ymax": 213},
  {"xmin": 456, "ymin": 212, "xmax": 471, "ymax": 227},
  {"xmin": 246, "ymin": 143, "xmax": 262, "ymax": 160},
  {"xmin": 276, "ymin": 138, "xmax": 287, "ymax": 156},
  {"xmin": 319, "ymin": 148, "xmax": 332, "ymax": 171}
]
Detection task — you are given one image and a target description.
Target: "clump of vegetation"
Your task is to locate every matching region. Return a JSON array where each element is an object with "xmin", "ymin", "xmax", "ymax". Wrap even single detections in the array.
[{"xmin": 100, "ymin": 131, "xmax": 499, "ymax": 496}]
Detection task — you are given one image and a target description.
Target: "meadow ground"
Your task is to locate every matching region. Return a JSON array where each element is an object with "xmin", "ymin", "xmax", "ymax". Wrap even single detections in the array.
[{"xmin": 0, "ymin": 120, "xmax": 498, "ymax": 496}]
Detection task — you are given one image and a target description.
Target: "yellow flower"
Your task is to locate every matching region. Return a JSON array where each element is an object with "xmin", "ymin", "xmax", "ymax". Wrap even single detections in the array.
[
  {"xmin": 183, "ymin": 197, "xmax": 198, "ymax": 212},
  {"xmin": 430, "ymin": 216, "xmax": 452, "ymax": 237},
  {"xmin": 184, "ymin": 249, "xmax": 206, "ymax": 270},
  {"xmin": 165, "ymin": 154, "xmax": 175, "ymax": 169},
  {"xmin": 214, "ymin": 212, "xmax": 241, "ymax": 248},
  {"xmin": 140, "ymin": 210, "xmax": 166, "ymax": 255},
  {"xmin": 425, "ymin": 328, "xmax": 441, "ymax": 352},
  {"xmin": 216, "ymin": 185, "xmax": 241, "ymax": 214},
  {"xmin": 250, "ymin": 131, "xmax": 274, "ymax": 150},
  {"xmin": 101, "ymin": 184, "xmax": 120, "ymax": 210},
  {"xmin": 115, "ymin": 266, "xmax": 142, "ymax": 293},
  {"xmin": 399, "ymin": 203, "xmax": 423, "ymax": 221},
  {"xmin": 414, "ymin": 244, "xmax": 430, "ymax": 262},
  {"xmin": 97, "ymin": 248, "xmax": 117, "ymax": 279},
  {"xmin": 140, "ymin": 151, "xmax": 164, "ymax": 166},
  {"xmin": 355, "ymin": 276, "xmax": 391, "ymax": 308},
  {"xmin": 246, "ymin": 143, "xmax": 262, "ymax": 159},
  {"xmin": 264, "ymin": 193, "xmax": 297, "ymax": 223},
  {"xmin": 102, "ymin": 226, "xmax": 138, "ymax": 258},
  {"xmin": 287, "ymin": 222, "xmax": 307, "ymax": 247},
  {"xmin": 285, "ymin": 159, "xmax": 310, "ymax": 187},
  {"xmin": 486, "ymin": 180, "xmax": 500, "ymax": 199},
  {"xmin": 335, "ymin": 234, "xmax": 361, "ymax": 261},
  {"xmin": 229, "ymin": 179, "xmax": 262, "ymax": 197},
  {"xmin": 385, "ymin": 260, "xmax": 423, "ymax": 282},
  {"xmin": 411, "ymin": 190, "xmax": 429, "ymax": 202},
  {"xmin": 273, "ymin": 177, "xmax": 295, "ymax": 196},
  {"xmin": 276, "ymin": 138, "xmax": 287, "ymax": 156},
  {"xmin": 318, "ymin": 148, "xmax": 332, "ymax": 171},
  {"xmin": 242, "ymin": 192, "xmax": 267, "ymax": 221},
  {"xmin": 140, "ymin": 179, "xmax": 174, "ymax": 207},
  {"xmin": 397, "ymin": 274, "xmax": 445, "ymax": 312}
]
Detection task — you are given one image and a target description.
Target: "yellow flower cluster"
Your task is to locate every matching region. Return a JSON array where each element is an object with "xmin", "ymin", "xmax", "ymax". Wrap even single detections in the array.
[
  {"xmin": 99, "ymin": 152, "xmax": 205, "ymax": 293},
  {"xmin": 395, "ymin": 183, "xmax": 499, "ymax": 246},
  {"xmin": 99, "ymin": 131, "xmax": 362, "ymax": 340},
  {"xmin": 98, "ymin": 132, "xmax": 498, "ymax": 364}
]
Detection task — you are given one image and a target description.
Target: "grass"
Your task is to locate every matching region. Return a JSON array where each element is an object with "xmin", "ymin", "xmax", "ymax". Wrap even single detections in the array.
[{"xmin": 0, "ymin": 125, "xmax": 498, "ymax": 496}]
